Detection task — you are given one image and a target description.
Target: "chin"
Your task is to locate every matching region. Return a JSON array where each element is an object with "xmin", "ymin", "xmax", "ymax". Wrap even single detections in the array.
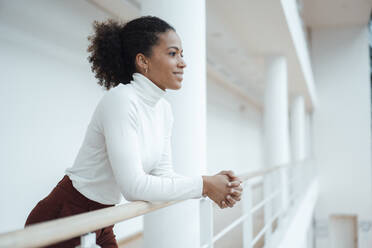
[
  {"xmin": 174, "ymin": 82, "xmax": 182, "ymax": 90},
  {"xmin": 167, "ymin": 81, "xmax": 182, "ymax": 90},
  {"xmin": 175, "ymin": 82, "xmax": 182, "ymax": 90}
]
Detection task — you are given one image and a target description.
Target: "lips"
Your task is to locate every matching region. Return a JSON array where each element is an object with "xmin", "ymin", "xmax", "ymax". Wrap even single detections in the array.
[{"xmin": 173, "ymin": 72, "xmax": 183, "ymax": 81}]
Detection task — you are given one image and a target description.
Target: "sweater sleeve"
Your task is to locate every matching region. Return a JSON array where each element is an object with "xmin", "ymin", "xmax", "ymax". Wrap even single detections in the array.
[
  {"xmin": 100, "ymin": 92, "xmax": 203, "ymax": 202},
  {"xmin": 149, "ymin": 103, "xmax": 203, "ymax": 198}
]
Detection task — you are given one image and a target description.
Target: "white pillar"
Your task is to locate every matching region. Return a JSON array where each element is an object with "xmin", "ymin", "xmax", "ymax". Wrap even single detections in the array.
[
  {"xmin": 141, "ymin": 1, "xmax": 206, "ymax": 248},
  {"xmin": 290, "ymin": 95, "xmax": 306, "ymax": 162},
  {"xmin": 263, "ymin": 56, "xmax": 291, "ymax": 167},
  {"xmin": 263, "ymin": 57, "xmax": 291, "ymax": 236}
]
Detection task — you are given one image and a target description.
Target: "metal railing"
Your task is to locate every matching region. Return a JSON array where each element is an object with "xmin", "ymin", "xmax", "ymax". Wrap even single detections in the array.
[
  {"xmin": 0, "ymin": 161, "xmax": 315, "ymax": 248},
  {"xmin": 200, "ymin": 160, "xmax": 315, "ymax": 248}
]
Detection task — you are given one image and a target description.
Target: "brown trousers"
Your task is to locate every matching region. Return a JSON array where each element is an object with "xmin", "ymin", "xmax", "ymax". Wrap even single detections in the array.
[{"xmin": 25, "ymin": 175, "xmax": 118, "ymax": 248}]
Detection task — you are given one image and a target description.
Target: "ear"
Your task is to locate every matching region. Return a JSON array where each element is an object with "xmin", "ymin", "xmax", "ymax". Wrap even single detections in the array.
[{"xmin": 135, "ymin": 53, "xmax": 148, "ymax": 72}]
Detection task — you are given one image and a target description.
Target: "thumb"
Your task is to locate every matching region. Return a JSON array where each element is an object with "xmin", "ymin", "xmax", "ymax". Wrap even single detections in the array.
[{"xmin": 219, "ymin": 170, "xmax": 236, "ymax": 179}]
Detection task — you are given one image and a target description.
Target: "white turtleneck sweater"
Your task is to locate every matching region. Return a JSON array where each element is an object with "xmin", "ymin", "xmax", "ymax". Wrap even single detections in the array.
[{"xmin": 65, "ymin": 73, "xmax": 203, "ymax": 205}]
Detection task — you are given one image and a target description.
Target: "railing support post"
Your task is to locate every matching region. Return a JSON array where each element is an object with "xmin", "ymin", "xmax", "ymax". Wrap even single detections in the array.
[
  {"xmin": 294, "ymin": 165, "xmax": 299, "ymax": 202},
  {"xmin": 281, "ymin": 167, "xmax": 289, "ymax": 214},
  {"xmin": 242, "ymin": 183, "xmax": 253, "ymax": 248},
  {"xmin": 264, "ymin": 174, "xmax": 272, "ymax": 248},
  {"xmin": 76, "ymin": 232, "xmax": 100, "ymax": 248},
  {"xmin": 200, "ymin": 198, "xmax": 214, "ymax": 248}
]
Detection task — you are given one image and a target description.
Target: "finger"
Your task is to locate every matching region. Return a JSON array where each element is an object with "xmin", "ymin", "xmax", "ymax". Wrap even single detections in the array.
[
  {"xmin": 226, "ymin": 194, "xmax": 236, "ymax": 207},
  {"xmin": 225, "ymin": 199, "xmax": 234, "ymax": 208},
  {"xmin": 232, "ymin": 177, "xmax": 243, "ymax": 183},
  {"xmin": 236, "ymin": 177, "xmax": 243, "ymax": 183},
  {"xmin": 235, "ymin": 186, "xmax": 243, "ymax": 192},
  {"xmin": 229, "ymin": 188, "xmax": 242, "ymax": 197},
  {"xmin": 220, "ymin": 170, "xmax": 236, "ymax": 179},
  {"xmin": 227, "ymin": 180, "xmax": 241, "ymax": 187},
  {"xmin": 230, "ymin": 193, "xmax": 241, "ymax": 201},
  {"xmin": 221, "ymin": 200, "xmax": 227, "ymax": 209},
  {"xmin": 229, "ymin": 174, "xmax": 242, "ymax": 183},
  {"xmin": 226, "ymin": 170, "xmax": 235, "ymax": 179},
  {"xmin": 218, "ymin": 170, "xmax": 229, "ymax": 176},
  {"xmin": 229, "ymin": 185, "xmax": 243, "ymax": 193},
  {"xmin": 232, "ymin": 196, "xmax": 241, "ymax": 201}
]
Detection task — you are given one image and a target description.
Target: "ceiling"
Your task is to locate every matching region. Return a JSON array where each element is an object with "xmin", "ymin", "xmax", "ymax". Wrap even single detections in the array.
[
  {"xmin": 206, "ymin": 0, "xmax": 372, "ymax": 111},
  {"xmin": 303, "ymin": 0, "xmax": 372, "ymax": 28},
  {"xmin": 206, "ymin": 0, "xmax": 312, "ymax": 110}
]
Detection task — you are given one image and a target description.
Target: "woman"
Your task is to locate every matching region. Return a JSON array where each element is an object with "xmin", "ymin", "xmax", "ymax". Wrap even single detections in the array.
[{"xmin": 25, "ymin": 16, "xmax": 243, "ymax": 247}]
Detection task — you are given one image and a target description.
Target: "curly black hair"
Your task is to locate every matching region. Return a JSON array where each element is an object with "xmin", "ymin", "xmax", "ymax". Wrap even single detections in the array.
[{"xmin": 87, "ymin": 16, "xmax": 175, "ymax": 90}]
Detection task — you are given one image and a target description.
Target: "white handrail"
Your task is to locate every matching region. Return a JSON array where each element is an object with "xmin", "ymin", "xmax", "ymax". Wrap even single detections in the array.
[
  {"xmin": 0, "ymin": 162, "xmax": 306, "ymax": 248},
  {"xmin": 0, "ymin": 201, "xmax": 179, "ymax": 248}
]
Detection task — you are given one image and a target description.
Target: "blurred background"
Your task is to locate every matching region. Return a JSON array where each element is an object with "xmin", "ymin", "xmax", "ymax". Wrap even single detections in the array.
[{"xmin": 0, "ymin": 0, "xmax": 372, "ymax": 247}]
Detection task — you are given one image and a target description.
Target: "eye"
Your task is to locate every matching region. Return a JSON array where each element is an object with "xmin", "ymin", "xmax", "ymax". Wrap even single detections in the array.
[{"xmin": 169, "ymin": 52, "xmax": 176, "ymax": 56}]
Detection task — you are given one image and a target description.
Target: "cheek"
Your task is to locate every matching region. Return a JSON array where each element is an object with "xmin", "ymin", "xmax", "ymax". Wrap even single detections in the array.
[
  {"xmin": 150, "ymin": 56, "xmax": 176, "ymax": 84},
  {"xmin": 158, "ymin": 62, "xmax": 174, "ymax": 79},
  {"xmin": 152, "ymin": 58, "xmax": 171, "ymax": 74}
]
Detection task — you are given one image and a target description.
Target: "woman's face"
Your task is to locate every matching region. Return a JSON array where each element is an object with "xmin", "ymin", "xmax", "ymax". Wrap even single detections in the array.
[{"xmin": 138, "ymin": 30, "xmax": 187, "ymax": 91}]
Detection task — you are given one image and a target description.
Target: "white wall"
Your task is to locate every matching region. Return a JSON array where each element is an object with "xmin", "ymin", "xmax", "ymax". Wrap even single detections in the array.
[
  {"xmin": 206, "ymin": 78, "xmax": 264, "ymax": 175},
  {"xmin": 0, "ymin": 0, "xmax": 142, "ymax": 240},
  {"xmin": 311, "ymin": 25, "xmax": 372, "ymax": 247}
]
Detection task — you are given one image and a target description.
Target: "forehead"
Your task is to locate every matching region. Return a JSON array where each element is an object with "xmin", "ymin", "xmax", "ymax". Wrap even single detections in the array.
[{"xmin": 155, "ymin": 30, "xmax": 182, "ymax": 49}]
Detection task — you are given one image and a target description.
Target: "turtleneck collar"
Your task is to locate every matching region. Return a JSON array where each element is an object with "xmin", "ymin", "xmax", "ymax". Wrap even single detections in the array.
[{"xmin": 130, "ymin": 73, "xmax": 166, "ymax": 107}]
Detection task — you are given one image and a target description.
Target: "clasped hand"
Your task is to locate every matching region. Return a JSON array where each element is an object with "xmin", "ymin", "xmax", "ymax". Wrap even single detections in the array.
[{"xmin": 202, "ymin": 170, "xmax": 243, "ymax": 209}]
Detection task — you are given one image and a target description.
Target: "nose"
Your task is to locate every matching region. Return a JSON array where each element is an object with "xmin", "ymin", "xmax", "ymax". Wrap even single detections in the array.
[{"xmin": 178, "ymin": 57, "xmax": 187, "ymax": 69}]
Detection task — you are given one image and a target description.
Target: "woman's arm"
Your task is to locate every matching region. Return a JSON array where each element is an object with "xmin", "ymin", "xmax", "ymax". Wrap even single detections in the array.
[{"xmin": 150, "ymin": 103, "xmax": 242, "ymax": 208}]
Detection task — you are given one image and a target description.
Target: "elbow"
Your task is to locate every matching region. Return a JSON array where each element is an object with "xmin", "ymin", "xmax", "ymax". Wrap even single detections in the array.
[
  {"xmin": 120, "ymin": 185, "xmax": 161, "ymax": 202},
  {"xmin": 118, "ymin": 175, "xmax": 174, "ymax": 202},
  {"xmin": 121, "ymin": 188, "xmax": 141, "ymax": 202},
  {"xmin": 120, "ymin": 181, "xmax": 150, "ymax": 202},
  {"xmin": 117, "ymin": 177, "xmax": 144, "ymax": 201}
]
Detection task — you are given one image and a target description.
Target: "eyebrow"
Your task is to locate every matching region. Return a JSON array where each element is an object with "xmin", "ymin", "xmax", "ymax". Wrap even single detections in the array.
[{"xmin": 167, "ymin": 46, "xmax": 183, "ymax": 52}]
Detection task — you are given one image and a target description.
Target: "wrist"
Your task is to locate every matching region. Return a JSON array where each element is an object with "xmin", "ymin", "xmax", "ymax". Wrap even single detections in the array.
[{"xmin": 202, "ymin": 176, "xmax": 210, "ymax": 197}]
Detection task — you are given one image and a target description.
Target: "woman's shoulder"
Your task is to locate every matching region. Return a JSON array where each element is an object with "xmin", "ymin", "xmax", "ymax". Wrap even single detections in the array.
[
  {"xmin": 101, "ymin": 84, "xmax": 137, "ymax": 105},
  {"xmin": 96, "ymin": 84, "xmax": 140, "ymax": 116}
]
